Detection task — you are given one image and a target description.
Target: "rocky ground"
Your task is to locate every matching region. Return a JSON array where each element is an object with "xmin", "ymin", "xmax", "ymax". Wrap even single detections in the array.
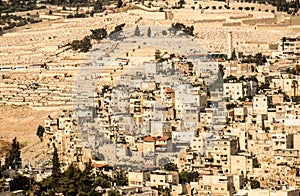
[{"xmin": 0, "ymin": 105, "xmax": 54, "ymax": 166}]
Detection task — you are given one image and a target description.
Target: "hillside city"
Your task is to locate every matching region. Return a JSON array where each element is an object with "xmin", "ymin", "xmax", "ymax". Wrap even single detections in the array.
[{"xmin": 1, "ymin": 0, "xmax": 300, "ymax": 195}]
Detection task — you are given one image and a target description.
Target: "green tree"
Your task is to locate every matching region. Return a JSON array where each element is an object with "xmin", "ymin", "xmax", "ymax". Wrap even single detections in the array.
[
  {"xmin": 292, "ymin": 80, "xmax": 298, "ymax": 97},
  {"xmin": 108, "ymin": 190, "xmax": 121, "ymax": 196},
  {"xmin": 5, "ymin": 137, "xmax": 22, "ymax": 170},
  {"xmin": 94, "ymin": 0, "xmax": 103, "ymax": 12},
  {"xmin": 70, "ymin": 36, "xmax": 92, "ymax": 52},
  {"xmin": 223, "ymin": 75, "xmax": 238, "ymax": 83},
  {"xmin": 179, "ymin": 171, "xmax": 199, "ymax": 183},
  {"xmin": 113, "ymin": 171, "xmax": 128, "ymax": 186},
  {"xmin": 9, "ymin": 173, "xmax": 31, "ymax": 191},
  {"xmin": 134, "ymin": 25, "xmax": 140, "ymax": 36},
  {"xmin": 36, "ymin": 125, "xmax": 45, "ymax": 142},
  {"xmin": 80, "ymin": 36, "xmax": 91, "ymax": 52},
  {"xmin": 78, "ymin": 161, "xmax": 95, "ymax": 194},
  {"xmin": 163, "ymin": 162, "xmax": 178, "ymax": 171},
  {"xmin": 52, "ymin": 144, "xmax": 61, "ymax": 185},
  {"xmin": 155, "ymin": 49, "xmax": 161, "ymax": 60},
  {"xmin": 162, "ymin": 30, "xmax": 167, "ymax": 36},
  {"xmin": 90, "ymin": 28, "xmax": 107, "ymax": 40},
  {"xmin": 250, "ymin": 179, "xmax": 260, "ymax": 189},
  {"xmin": 94, "ymin": 173, "xmax": 111, "ymax": 188},
  {"xmin": 147, "ymin": 27, "xmax": 151, "ymax": 37},
  {"xmin": 254, "ymin": 52, "xmax": 267, "ymax": 65},
  {"xmin": 259, "ymin": 82, "xmax": 270, "ymax": 90},
  {"xmin": 253, "ymin": 158, "xmax": 260, "ymax": 168},
  {"xmin": 117, "ymin": 0, "xmax": 123, "ymax": 8},
  {"xmin": 158, "ymin": 157, "xmax": 170, "ymax": 166},
  {"xmin": 178, "ymin": 0, "xmax": 185, "ymax": 7},
  {"xmin": 57, "ymin": 163, "xmax": 81, "ymax": 194},
  {"xmin": 230, "ymin": 48, "xmax": 237, "ymax": 60},
  {"xmin": 171, "ymin": 22, "xmax": 193, "ymax": 36}
]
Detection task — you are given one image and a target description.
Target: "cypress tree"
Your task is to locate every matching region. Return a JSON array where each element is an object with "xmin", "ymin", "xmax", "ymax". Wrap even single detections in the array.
[
  {"xmin": 5, "ymin": 137, "xmax": 22, "ymax": 170},
  {"xmin": 52, "ymin": 144, "xmax": 61, "ymax": 184},
  {"xmin": 147, "ymin": 27, "xmax": 151, "ymax": 37}
]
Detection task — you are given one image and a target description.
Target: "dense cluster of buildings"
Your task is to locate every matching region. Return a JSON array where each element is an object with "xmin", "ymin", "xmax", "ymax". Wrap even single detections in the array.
[
  {"xmin": 1, "ymin": 0, "xmax": 300, "ymax": 192},
  {"xmin": 30, "ymin": 34, "xmax": 300, "ymax": 195}
]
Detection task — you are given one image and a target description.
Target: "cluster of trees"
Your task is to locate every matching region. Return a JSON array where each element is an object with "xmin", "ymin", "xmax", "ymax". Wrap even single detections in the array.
[
  {"xmin": 0, "ymin": 14, "xmax": 41, "ymax": 33},
  {"xmin": 41, "ymin": 0, "xmax": 123, "ymax": 12},
  {"xmin": 241, "ymin": 53, "xmax": 267, "ymax": 66},
  {"xmin": 223, "ymin": 75, "xmax": 238, "ymax": 83},
  {"xmin": 235, "ymin": 0, "xmax": 299, "ymax": 14},
  {"xmin": 0, "ymin": 0, "xmax": 45, "ymax": 14},
  {"xmin": 68, "ymin": 23, "xmax": 127, "ymax": 52},
  {"xmin": 286, "ymin": 64, "xmax": 300, "ymax": 75},
  {"xmin": 3, "ymin": 137, "xmax": 22, "ymax": 170},
  {"xmin": 0, "ymin": 138, "xmax": 31, "ymax": 192},
  {"xmin": 69, "ymin": 27, "xmax": 107, "ymax": 52},
  {"xmin": 34, "ymin": 145, "xmax": 127, "ymax": 195},
  {"xmin": 109, "ymin": 23, "xmax": 125, "ymax": 39},
  {"xmin": 41, "ymin": 0, "xmax": 89, "ymax": 6},
  {"xmin": 1, "ymin": 139, "xmax": 125, "ymax": 195},
  {"xmin": 70, "ymin": 36, "xmax": 92, "ymax": 52},
  {"xmin": 66, "ymin": 12, "xmax": 87, "ymax": 18},
  {"xmin": 237, "ymin": 75, "xmax": 258, "ymax": 83},
  {"xmin": 170, "ymin": 22, "xmax": 194, "ymax": 36}
]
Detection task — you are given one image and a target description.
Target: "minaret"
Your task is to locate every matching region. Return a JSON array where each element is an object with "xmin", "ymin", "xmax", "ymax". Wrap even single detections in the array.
[{"xmin": 228, "ymin": 31, "xmax": 233, "ymax": 59}]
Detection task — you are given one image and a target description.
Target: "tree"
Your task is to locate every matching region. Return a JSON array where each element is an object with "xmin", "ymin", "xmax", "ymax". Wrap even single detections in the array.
[
  {"xmin": 77, "ymin": 36, "xmax": 91, "ymax": 52},
  {"xmin": 113, "ymin": 171, "xmax": 128, "ymax": 186},
  {"xmin": 171, "ymin": 22, "xmax": 193, "ymax": 36},
  {"xmin": 91, "ymin": 28, "xmax": 107, "ymax": 40},
  {"xmin": 178, "ymin": 0, "xmax": 185, "ymax": 7},
  {"xmin": 9, "ymin": 173, "xmax": 31, "ymax": 191},
  {"xmin": 117, "ymin": 0, "xmax": 123, "ymax": 8},
  {"xmin": 51, "ymin": 144, "xmax": 61, "ymax": 184},
  {"xmin": 230, "ymin": 48, "xmax": 237, "ymax": 60},
  {"xmin": 94, "ymin": 0, "xmax": 103, "ymax": 12},
  {"xmin": 155, "ymin": 49, "xmax": 161, "ymax": 60},
  {"xmin": 78, "ymin": 161, "xmax": 95, "ymax": 194},
  {"xmin": 70, "ymin": 36, "xmax": 92, "ymax": 52},
  {"xmin": 252, "ymin": 158, "xmax": 260, "ymax": 168},
  {"xmin": 254, "ymin": 53, "xmax": 266, "ymax": 65},
  {"xmin": 108, "ymin": 190, "xmax": 121, "ymax": 196},
  {"xmin": 56, "ymin": 163, "xmax": 81, "ymax": 194},
  {"xmin": 292, "ymin": 80, "xmax": 298, "ymax": 97},
  {"xmin": 94, "ymin": 173, "xmax": 111, "ymax": 188},
  {"xmin": 134, "ymin": 25, "xmax": 140, "ymax": 36},
  {"xmin": 147, "ymin": 27, "xmax": 151, "ymax": 37},
  {"xmin": 109, "ymin": 23, "xmax": 125, "ymax": 40},
  {"xmin": 250, "ymin": 179, "xmax": 260, "ymax": 189},
  {"xmin": 163, "ymin": 162, "xmax": 178, "ymax": 171},
  {"xmin": 5, "ymin": 137, "xmax": 22, "ymax": 170},
  {"xmin": 158, "ymin": 157, "xmax": 170, "ymax": 166},
  {"xmin": 179, "ymin": 171, "xmax": 199, "ymax": 183},
  {"xmin": 223, "ymin": 75, "xmax": 238, "ymax": 83},
  {"xmin": 36, "ymin": 125, "xmax": 45, "ymax": 142}
]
